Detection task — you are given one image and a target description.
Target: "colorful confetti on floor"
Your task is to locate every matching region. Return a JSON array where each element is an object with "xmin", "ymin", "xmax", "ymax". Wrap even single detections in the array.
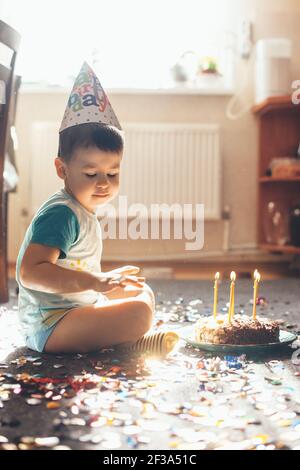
[{"xmin": 0, "ymin": 279, "xmax": 300, "ymax": 450}]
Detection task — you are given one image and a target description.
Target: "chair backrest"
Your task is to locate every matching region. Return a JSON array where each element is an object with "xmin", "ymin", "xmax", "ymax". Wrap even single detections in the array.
[
  {"xmin": 0, "ymin": 20, "xmax": 21, "ymax": 194},
  {"xmin": 0, "ymin": 19, "xmax": 21, "ymax": 66},
  {"xmin": 6, "ymin": 73, "xmax": 21, "ymax": 180}
]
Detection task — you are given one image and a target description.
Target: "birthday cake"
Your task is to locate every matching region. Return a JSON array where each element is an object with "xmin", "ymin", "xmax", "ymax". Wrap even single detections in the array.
[{"xmin": 195, "ymin": 314, "xmax": 280, "ymax": 345}]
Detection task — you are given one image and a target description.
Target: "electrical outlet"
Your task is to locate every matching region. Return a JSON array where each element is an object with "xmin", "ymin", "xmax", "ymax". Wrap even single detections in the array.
[{"xmin": 239, "ymin": 19, "xmax": 252, "ymax": 59}]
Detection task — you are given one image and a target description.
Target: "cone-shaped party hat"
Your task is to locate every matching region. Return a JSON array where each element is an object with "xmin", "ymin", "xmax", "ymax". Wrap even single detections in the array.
[{"xmin": 59, "ymin": 61, "xmax": 122, "ymax": 133}]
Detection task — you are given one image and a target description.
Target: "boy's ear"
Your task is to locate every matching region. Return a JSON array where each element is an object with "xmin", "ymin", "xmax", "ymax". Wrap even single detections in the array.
[{"xmin": 55, "ymin": 157, "xmax": 66, "ymax": 180}]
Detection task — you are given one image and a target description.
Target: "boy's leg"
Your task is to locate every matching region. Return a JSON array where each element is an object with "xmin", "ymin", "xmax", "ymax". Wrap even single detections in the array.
[{"xmin": 44, "ymin": 291, "xmax": 153, "ymax": 354}]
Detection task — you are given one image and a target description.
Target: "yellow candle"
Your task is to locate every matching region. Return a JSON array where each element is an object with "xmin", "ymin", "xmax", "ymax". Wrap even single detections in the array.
[
  {"xmin": 252, "ymin": 270, "xmax": 261, "ymax": 320},
  {"xmin": 213, "ymin": 272, "xmax": 220, "ymax": 319},
  {"xmin": 231, "ymin": 289, "xmax": 235, "ymax": 320},
  {"xmin": 228, "ymin": 271, "xmax": 236, "ymax": 323}
]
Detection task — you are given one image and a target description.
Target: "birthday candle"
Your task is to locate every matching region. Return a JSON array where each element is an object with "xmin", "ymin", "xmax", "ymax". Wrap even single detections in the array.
[
  {"xmin": 252, "ymin": 270, "xmax": 261, "ymax": 320},
  {"xmin": 231, "ymin": 289, "xmax": 235, "ymax": 321},
  {"xmin": 228, "ymin": 271, "xmax": 236, "ymax": 323},
  {"xmin": 213, "ymin": 272, "xmax": 220, "ymax": 320}
]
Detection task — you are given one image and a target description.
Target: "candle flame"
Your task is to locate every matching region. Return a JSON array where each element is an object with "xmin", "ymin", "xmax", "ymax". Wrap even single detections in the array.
[
  {"xmin": 215, "ymin": 272, "xmax": 220, "ymax": 281},
  {"xmin": 255, "ymin": 271, "xmax": 261, "ymax": 282},
  {"xmin": 230, "ymin": 271, "xmax": 236, "ymax": 282}
]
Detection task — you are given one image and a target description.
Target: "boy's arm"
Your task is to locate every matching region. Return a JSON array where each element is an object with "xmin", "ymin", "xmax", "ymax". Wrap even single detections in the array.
[{"xmin": 20, "ymin": 243, "xmax": 99, "ymax": 294}]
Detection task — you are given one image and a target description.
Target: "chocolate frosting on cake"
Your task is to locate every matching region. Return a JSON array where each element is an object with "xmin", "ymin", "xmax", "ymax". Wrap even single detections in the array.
[{"xmin": 195, "ymin": 314, "xmax": 280, "ymax": 345}]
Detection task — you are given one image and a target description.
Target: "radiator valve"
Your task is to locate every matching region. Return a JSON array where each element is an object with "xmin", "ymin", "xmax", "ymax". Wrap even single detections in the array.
[{"xmin": 222, "ymin": 205, "xmax": 231, "ymax": 252}]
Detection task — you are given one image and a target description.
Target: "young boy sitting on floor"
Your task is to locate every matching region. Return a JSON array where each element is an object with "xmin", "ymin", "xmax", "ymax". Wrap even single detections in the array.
[{"xmin": 15, "ymin": 62, "xmax": 155, "ymax": 354}]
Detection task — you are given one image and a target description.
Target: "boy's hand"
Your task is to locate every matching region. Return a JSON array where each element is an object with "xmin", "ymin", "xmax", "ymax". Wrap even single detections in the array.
[
  {"xmin": 104, "ymin": 265, "xmax": 145, "ymax": 287},
  {"xmin": 103, "ymin": 284, "xmax": 145, "ymax": 299},
  {"xmin": 105, "ymin": 265, "xmax": 141, "ymax": 277}
]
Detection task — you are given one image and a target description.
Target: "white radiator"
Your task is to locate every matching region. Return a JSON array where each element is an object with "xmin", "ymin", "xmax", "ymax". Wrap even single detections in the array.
[
  {"xmin": 29, "ymin": 122, "xmax": 221, "ymax": 219},
  {"xmin": 121, "ymin": 123, "xmax": 221, "ymax": 219}
]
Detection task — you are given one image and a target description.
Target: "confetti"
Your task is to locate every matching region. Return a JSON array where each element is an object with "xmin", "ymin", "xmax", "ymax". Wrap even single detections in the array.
[
  {"xmin": 35, "ymin": 437, "xmax": 60, "ymax": 447},
  {"xmin": 26, "ymin": 398, "xmax": 42, "ymax": 406}
]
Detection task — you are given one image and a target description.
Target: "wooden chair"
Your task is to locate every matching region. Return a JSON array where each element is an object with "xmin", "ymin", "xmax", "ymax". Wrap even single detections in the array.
[{"xmin": 0, "ymin": 20, "xmax": 21, "ymax": 302}]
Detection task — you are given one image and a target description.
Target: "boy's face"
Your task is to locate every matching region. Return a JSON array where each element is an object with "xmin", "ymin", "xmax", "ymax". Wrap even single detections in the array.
[{"xmin": 55, "ymin": 147, "xmax": 122, "ymax": 213}]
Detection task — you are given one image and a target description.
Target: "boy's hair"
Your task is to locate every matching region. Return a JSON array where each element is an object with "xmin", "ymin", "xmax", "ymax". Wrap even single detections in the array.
[{"xmin": 58, "ymin": 123, "xmax": 124, "ymax": 163}]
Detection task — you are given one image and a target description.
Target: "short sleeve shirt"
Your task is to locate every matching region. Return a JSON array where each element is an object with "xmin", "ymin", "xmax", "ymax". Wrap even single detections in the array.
[{"xmin": 16, "ymin": 188, "xmax": 105, "ymax": 338}]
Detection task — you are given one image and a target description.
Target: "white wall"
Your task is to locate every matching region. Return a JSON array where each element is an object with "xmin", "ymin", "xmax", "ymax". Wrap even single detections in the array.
[{"xmin": 7, "ymin": 0, "xmax": 300, "ymax": 262}]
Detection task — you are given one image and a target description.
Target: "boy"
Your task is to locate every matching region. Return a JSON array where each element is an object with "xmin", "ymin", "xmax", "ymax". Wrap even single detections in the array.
[{"xmin": 16, "ymin": 62, "xmax": 155, "ymax": 354}]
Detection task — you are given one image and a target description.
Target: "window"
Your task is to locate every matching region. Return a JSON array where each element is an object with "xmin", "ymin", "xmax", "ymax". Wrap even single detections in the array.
[{"xmin": 1, "ymin": 0, "xmax": 236, "ymax": 90}]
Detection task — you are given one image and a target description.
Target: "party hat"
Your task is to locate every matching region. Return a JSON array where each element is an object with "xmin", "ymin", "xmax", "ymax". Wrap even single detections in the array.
[{"xmin": 59, "ymin": 61, "xmax": 122, "ymax": 133}]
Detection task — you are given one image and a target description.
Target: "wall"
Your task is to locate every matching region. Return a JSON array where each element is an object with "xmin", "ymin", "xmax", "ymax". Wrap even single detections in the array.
[{"xmin": 8, "ymin": 0, "xmax": 300, "ymax": 262}]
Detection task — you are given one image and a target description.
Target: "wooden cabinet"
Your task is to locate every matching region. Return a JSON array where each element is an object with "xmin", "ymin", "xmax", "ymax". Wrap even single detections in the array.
[{"xmin": 253, "ymin": 96, "xmax": 300, "ymax": 254}]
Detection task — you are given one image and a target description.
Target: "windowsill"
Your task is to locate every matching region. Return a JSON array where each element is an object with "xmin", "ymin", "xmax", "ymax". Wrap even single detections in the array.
[{"xmin": 20, "ymin": 83, "xmax": 234, "ymax": 96}]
